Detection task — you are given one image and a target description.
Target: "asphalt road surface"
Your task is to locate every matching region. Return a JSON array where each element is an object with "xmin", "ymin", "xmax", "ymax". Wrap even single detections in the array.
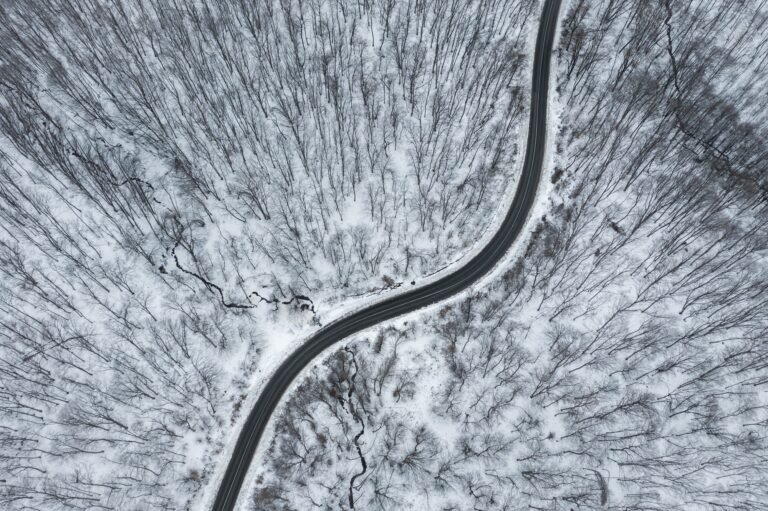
[{"xmin": 212, "ymin": 0, "xmax": 562, "ymax": 508}]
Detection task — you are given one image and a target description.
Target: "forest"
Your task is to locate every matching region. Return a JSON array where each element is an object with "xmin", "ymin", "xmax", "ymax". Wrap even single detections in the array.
[
  {"xmin": 0, "ymin": 0, "xmax": 537, "ymax": 509},
  {"xmin": 251, "ymin": 0, "xmax": 768, "ymax": 509}
]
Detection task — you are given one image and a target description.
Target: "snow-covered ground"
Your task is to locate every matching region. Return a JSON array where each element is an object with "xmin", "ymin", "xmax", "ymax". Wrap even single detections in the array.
[
  {"xmin": 0, "ymin": 0, "xmax": 540, "ymax": 509},
  {"xmin": 208, "ymin": 4, "xmax": 566, "ymax": 507},
  {"xmin": 3, "ymin": 0, "xmax": 768, "ymax": 509},
  {"xmin": 248, "ymin": 0, "xmax": 768, "ymax": 509}
]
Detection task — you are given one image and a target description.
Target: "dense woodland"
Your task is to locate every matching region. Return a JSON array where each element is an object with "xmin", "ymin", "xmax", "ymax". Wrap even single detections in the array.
[
  {"xmin": 0, "ymin": 0, "xmax": 536, "ymax": 509},
  {"xmin": 1, "ymin": 0, "xmax": 534, "ymax": 300},
  {"xmin": 253, "ymin": 0, "xmax": 768, "ymax": 509}
]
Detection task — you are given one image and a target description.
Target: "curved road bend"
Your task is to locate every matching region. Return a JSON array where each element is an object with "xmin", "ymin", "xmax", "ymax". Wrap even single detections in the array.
[{"xmin": 213, "ymin": 0, "xmax": 562, "ymax": 509}]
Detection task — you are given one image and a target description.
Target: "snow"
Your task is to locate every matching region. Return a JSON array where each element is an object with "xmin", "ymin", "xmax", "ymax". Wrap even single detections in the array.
[
  {"xmin": 5, "ymin": 0, "xmax": 768, "ymax": 509},
  {"xmin": 214, "ymin": 3, "xmax": 559, "ymax": 509}
]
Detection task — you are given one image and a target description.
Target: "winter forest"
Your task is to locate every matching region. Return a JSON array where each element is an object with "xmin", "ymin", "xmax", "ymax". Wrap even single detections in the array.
[{"xmin": 1, "ymin": 0, "xmax": 768, "ymax": 510}]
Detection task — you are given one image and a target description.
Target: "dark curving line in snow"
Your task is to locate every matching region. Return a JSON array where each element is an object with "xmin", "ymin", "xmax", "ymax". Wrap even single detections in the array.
[{"xmin": 211, "ymin": 0, "xmax": 563, "ymax": 509}]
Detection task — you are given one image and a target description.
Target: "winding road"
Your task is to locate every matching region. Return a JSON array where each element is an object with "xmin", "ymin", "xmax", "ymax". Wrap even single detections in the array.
[{"xmin": 212, "ymin": 0, "xmax": 562, "ymax": 508}]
